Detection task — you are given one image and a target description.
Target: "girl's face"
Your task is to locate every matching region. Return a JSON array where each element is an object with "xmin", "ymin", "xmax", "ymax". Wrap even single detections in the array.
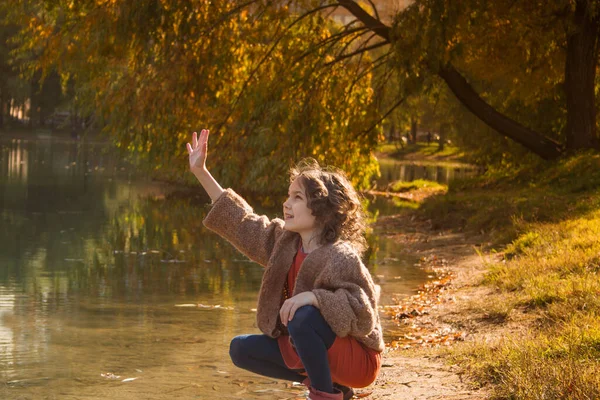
[{"xmin": 282, "ymin": 177, "xmax": 317, "ymax": 235}]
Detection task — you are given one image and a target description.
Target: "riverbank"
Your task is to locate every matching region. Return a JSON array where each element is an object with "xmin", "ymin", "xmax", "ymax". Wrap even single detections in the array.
[
  {"xmin": 366, "ymin": 220, "xmax": 490, "ymax": 399},
  {"xmin": 359, "ymin": 152, "xmax": 600, "ymax": 399},
  {"xmin": 0, "ymin": 126, "xmax": 109, "ymax": 143},
  {"xmin": 375, "ymin": 143, "xmax": 467, "ymax": 164},
  {"xmin": 357, "ymin": 202, "xmax": 491, "ymax": 399}
]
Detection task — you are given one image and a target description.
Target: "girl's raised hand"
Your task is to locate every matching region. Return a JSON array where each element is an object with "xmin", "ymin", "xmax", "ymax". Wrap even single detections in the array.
[
  {"xmin": 186, "ymin": 129, "xmax": 209, "ymax": 173},
  {"xmin": 186, "ymin": 129, "xmax": 224, "ymax": 201}
]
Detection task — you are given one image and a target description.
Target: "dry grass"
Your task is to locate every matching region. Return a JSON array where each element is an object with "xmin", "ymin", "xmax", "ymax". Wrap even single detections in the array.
[{"xmin": 418, "ymin": 152, "xmax": 600, "ymax": 399}]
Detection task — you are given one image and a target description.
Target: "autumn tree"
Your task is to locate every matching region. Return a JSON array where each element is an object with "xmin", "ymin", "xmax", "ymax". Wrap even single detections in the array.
[
  {"xmin": 6, "ymin": 0, "xmax": 384, "ymax": 194},
  {"xmin": 8, "ymin": 0, "xmax": 600, "ymax": 186},
  {"xmin": 0, "ymin": 20, "xmax": 27, "ymax": 129},
  {"xmin": 338, "ymin": 0, "xmax": 599, "ymax": 159}
]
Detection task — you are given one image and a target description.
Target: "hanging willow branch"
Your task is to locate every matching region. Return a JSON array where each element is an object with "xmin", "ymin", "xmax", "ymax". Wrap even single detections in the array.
[
  {"xmin": 326, "ymin": 39, "xmax": 388, "ymax": 67},
  {"xmin": 214, "ymin": 3, "xmax": 342, "ymax": 134}
]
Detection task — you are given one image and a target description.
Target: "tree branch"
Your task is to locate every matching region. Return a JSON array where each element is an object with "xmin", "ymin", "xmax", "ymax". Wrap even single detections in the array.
[
  {"xmin": 293, "ymin": 25, "xmax": 368, "ymax": 64},
  {"xmin": 214, "ymin": 3, "xmax": 341, "ymax": 133},
  {"xmin": 342, "ymin": 51, "xmax": 391, "ymax": 101},
  {"xmin": 338, "ymin": 0, "xmax": 566, "ymax": 159},
  {"xmin": 337, "ymin": 0, "xmax": 391, "ymax": 42},
  {"xmin": 365, "ymin": 0, "xmax": 381, "ymax": 22},
  {"xmin": 325, "ymin": 40, "xmax": 388, "ymax": 66},
  {"xmin": 357, "ymin": 96, "xmax": 405, "ymax": 139},
  {"xmin": 439, "ymin": 64, "xmax": 563, "ymax": 159},
  {"xmin": 203, "ymin": 0, "xmax": 262, "ymax": 35}
]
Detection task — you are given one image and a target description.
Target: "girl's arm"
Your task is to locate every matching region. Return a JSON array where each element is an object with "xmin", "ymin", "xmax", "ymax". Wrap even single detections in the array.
[
  {"xmin": 313, "ymin": 282, "xmax": 377, "ymax": 338},
  {"xmin": 186, "ymin": 130, "xmax": 285, "ymax": 267},
  {"xmin": 202, "ymin": 188, "xmax": 286, "ymax": 267},
  {"xmin": 312, "ymin": 252, "xmax": 379, "ymax": 338},
  {"xmin": 187, "ymin": 130, "xmax": 224, "ymax": 202}
]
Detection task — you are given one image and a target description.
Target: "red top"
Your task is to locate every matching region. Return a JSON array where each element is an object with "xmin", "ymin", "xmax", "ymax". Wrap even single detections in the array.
[{"xmin": 277, "ymin": 245, "xmax": 381, "ymax": 388}]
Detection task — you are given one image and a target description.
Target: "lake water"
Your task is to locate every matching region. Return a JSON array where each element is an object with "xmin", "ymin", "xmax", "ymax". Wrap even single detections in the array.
[
  {"xmin": 0, "ymin": 137, "xmax": 430, "ymax": 399},
  {"xmin": 376, "ymin": 157, "xmax": 482, "ymax": 188}
]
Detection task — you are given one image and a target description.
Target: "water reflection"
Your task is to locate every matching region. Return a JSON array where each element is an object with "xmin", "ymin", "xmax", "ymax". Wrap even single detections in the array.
[
  {"xmin": 377, "ymin": 158, "xmax": 482, "ymax": 187},
  {"xmin": 0, "ymin": 138, "xmax": 427, "ymax": 399},
  {"xmin": 5, "ymin": 140, "xmax": 28, "ymax": 183}
]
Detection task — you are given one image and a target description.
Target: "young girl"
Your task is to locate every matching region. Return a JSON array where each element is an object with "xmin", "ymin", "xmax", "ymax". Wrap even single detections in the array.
[{"xmin": 186, "ymin": 130, "xmax": 384, "ymax": 400}]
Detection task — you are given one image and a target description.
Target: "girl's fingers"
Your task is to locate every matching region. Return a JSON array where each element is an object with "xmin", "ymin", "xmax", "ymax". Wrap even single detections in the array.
[
  {"xmin": 186, "ymin": 143, "xmax": 193, "ymax": 155},
  {"xmin": 280, "ymin": 302, "xmax": 290, "ymax": 326},
  {"xmin": 279, "ymin": 305, "xmax": 286, "ymax": 325},
  {"xmin": 288, "ymin": 304, "xmax": 299, "ymax": 322},
  {"xmin": 192, "ymin": 131, "xmax": 198, "ymax": 149}
]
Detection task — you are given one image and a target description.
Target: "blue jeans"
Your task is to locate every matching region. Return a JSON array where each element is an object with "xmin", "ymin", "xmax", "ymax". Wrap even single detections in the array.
[{"xmin": 229, "ymin": 305, "xmax": 336, "ymax": 393}]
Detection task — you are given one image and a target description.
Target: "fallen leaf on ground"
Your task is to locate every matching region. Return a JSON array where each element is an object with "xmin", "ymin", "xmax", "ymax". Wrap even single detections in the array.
[{"xmin": 383, "ymin": 254, "xmax": 465, "ymax": 350}]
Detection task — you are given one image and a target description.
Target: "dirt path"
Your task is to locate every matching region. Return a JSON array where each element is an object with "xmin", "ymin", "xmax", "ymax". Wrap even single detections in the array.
[{"xmin": 355, "ymin": 215, "xmax": 494, "ymax": 400}]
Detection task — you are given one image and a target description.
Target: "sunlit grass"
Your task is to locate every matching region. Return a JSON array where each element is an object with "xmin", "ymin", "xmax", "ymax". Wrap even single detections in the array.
[
  {"xmin": 389, "ymin": 196, "xmax": 421, "ymax": 209},
  {"xmin": 388, "ymin": 179, "xmax": 446, "ymax": 193},
  {"xmin": 377, "ymin": 142, "xmax": 464, "ymax": 160},
  {"xmin": 420, "ymin": 152, "xmax": 600, "ymax": 398},
  {"xmin": 417, "ymin": 153, "xmax": 600, "ymax": 244},
  {"xmin": 452, "ymin": 326, "xmax": 600, "ymax": 399}
]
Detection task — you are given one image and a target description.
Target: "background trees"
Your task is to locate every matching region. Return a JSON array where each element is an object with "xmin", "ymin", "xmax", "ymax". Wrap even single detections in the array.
[
  {"xmin": 2, "ymin": 0, "xmax": 599, "ymax": 193},
  {"xmin": 4, "ymin": 0, "xmax": 384, "ymax": 193},
  {"xmin": 342, "ymin": 0, "xmax": 599, "ymax": 160}
]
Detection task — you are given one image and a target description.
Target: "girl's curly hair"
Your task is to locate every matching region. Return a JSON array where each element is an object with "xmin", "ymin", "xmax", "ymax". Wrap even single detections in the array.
[{"xmin": 289, "ymin": 158, "xmax": 368, "ymax": 255}]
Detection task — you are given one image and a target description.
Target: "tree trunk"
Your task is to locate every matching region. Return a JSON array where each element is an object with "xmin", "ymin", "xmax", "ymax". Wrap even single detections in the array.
[
  {"xmin": 438, "ymin": 65, "xmax": 563, "ymax": 160},
  {"xmin": 438, "ymin": 123, "xmax": 446, "ymax": 151},
  {"xmin": 29, "ymin": 78, "xmax": 36, "ymax": 128},
  {"xmin": 410, "ymin": 118, "xmax": 417, "ymax": 144},
  {"xmin": 564, "ymin": 0, "xmax": 599, "ymax": 150},
  {"xmin": 338, "ymin": 0, "xmax": 565, "ymax": 160},
  {"xmin": 0, "ymin": 91, "xmax": 4, "ymax": 130}
]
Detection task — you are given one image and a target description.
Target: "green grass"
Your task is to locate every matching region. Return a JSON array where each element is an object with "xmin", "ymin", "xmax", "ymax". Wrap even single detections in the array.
[
  {"xmin": 415, "ymin": 152, "xmax": 600, "ymax": 245},
  {"xmin": 377, "ymin": 142, "xmax": 465, "ymax": 161},
  {"xmin": 388, "ymin": 179, "xmax": 446, "ymax": 193},
  {"xmin": 415, "ymin": 152, "xmax": 600, "ymax": 399},
  {"xmin": 452, "ymin": 327, "xmax": 600, "ymax": 399}
]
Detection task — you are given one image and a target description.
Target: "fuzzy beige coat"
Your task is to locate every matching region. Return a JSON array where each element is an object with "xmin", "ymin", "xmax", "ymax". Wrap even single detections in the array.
[{"xmin": 203, "ymin": 189, "xmax": 385, "ymax": 353}]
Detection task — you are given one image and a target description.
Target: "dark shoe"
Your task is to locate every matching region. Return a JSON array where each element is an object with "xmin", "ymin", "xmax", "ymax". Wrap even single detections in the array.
[
  {"xmin": 301, "ymin": 379, "xmax": 354, "ymax": 400},
  {"xmin": 333, "ymin": 383, "xmax": 355, "ymax": 400},
  {"xmin": 307, "ymin": 386, "xmax": 343, "ymax": 400}
]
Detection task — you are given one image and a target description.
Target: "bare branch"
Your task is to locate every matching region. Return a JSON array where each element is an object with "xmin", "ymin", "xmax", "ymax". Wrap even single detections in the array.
[
  {"xmin": 215, "ymin": 0, "xmax": 392, "ymax": 143},
  {"xmin": 293, "ymin": 25, "xmax": 369, "ymax": 64},
  {"xmin": 337, "ymin": 0, "xmax": 390, "ymax": 42},
  {"xmin": 203, "ymin": 0, "xmax": 262, "ymax": 35},
  {"xmin": 333, "ymin": 30, "xmax": 376, "ymax": 63},
  {"xmin": 373, "ymin": 62, "xmax": 396, "ymax": 93},
  {"xmin": 325, "ymin": 40, "xmax": 388, "ymax": 66},
  {"xmin": 322, "ymin": 3, "xmax": 341, "ymax": 19},
  {"xmin": 342, "ymin": 51, "xmax": 391, "ymax": 100},
  {"xmin": 357, "ymin": 96, "xmax": 405, "ymax": 139},
  {"xmin": 214, "ymin": 3, "xmax": 342, "ymax": 133},
  {"xmin": 365, "ymin": 0, "xmax": 381, "ymax": 22}
]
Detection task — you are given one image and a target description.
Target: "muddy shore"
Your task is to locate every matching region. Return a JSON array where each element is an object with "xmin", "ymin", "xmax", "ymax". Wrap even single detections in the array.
[{"xmin": 360, "ymin": 212, "xmax": 495, "ymax": 400}]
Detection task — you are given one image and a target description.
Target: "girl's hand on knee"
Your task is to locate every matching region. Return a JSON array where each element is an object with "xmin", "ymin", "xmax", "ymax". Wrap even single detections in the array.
[{"xmin": 279, "ymin": 292, "xmax": 320, "ymax": 327}]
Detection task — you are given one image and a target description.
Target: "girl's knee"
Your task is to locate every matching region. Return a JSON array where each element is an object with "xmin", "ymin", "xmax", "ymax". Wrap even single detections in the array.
[
  {"xmin": 287, "ymin": 305, "xmax": 320, "ymax": 333},
  {"xmin": 229, "ymin": 335, "xmax": 247, "ymax": 367}
]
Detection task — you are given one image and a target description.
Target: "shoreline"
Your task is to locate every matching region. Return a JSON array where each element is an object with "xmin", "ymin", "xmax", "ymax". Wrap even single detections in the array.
[
  {"xmin": 361, "ymin": 212, "xmax": 493, "ymax": 399},
  {"xmin": 0, "ymin": 127, "xmax": 110, "ymax": 144}
]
